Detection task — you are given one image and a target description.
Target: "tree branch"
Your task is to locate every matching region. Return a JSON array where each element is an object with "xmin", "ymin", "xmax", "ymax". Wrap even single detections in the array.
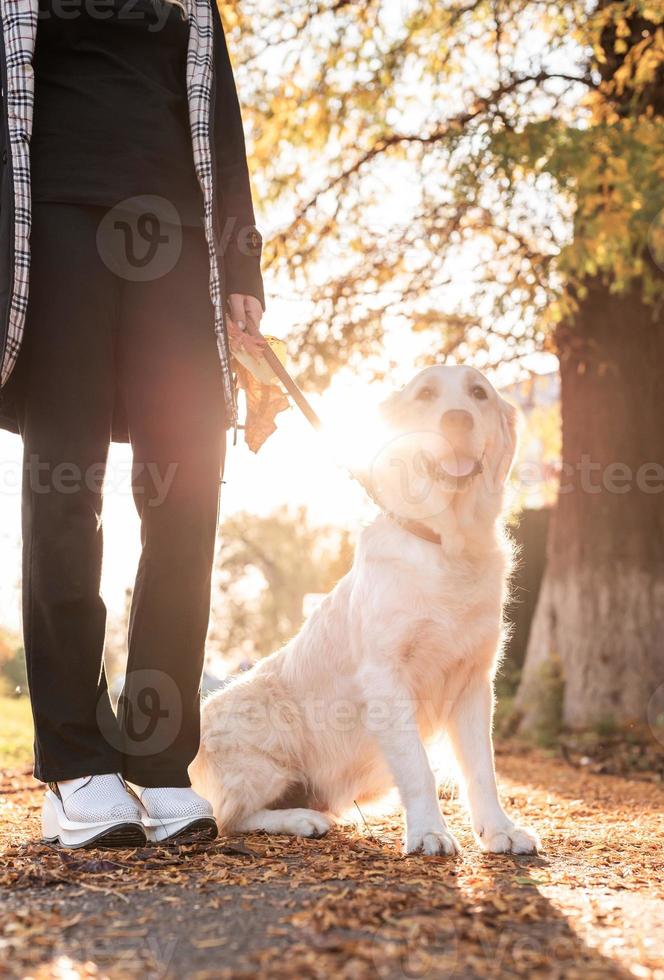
[{"xmin": 279, "ymin": 71, "xmax": 594, "ymax": 230}]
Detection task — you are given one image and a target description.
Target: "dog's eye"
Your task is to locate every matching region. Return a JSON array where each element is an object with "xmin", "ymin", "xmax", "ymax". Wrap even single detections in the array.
[
  {"xmin": 471, "ymin": 385, "xmax": 488, "ymax": 401},
  {"xmin": 416, "ymin": 386, "xmax": 435, "ymax": 401}
]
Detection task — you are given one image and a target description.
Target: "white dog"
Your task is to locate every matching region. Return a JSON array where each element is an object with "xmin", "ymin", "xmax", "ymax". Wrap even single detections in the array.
[{"xmin": 191, "ymin": 365, "xmax": 539, "ymax": 856}]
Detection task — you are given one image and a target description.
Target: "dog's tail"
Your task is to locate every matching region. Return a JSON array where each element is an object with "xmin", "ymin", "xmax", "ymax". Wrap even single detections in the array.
[{"xmin": 189, "ymin": 738, "xmax": 241, "ymax": 831}]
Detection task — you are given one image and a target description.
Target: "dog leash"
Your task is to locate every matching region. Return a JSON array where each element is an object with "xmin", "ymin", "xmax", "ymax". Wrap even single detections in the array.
[{"xmin": 237, "ymin": 320, "xmax": 443, "ymax": 546}]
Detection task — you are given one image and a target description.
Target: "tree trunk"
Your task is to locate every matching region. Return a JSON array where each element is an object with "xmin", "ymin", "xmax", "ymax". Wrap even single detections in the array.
[{"xmin": 516, "ymin": 281, "xmax": 664, "ymax": 732}]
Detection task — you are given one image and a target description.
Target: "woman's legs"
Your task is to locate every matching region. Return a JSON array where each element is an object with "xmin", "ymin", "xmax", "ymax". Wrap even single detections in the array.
[
  {"xmin": 116, "ymin": 224, "xmax": 226, "ymax": 787},
  {"xmin": 21, "ymin": 206, "xmax": 224, "ymax": 789},
  {"xmin": 20, "ymin": 204, "xmax": 123, "ymax": 781}
]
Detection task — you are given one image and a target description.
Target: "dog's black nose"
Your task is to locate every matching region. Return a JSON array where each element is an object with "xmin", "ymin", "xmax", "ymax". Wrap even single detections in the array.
[{"xmin": 441, "ymin": 409, "xmax": 474, "ymax": 434}]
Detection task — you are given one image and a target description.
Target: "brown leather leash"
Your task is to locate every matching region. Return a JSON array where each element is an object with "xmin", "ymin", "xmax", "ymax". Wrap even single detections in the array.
[
  {"xmin": 246, "ymin": 331, "xmax": 324, "ymax": 432},
  {"xmin": 237, "ymin": 321, "xmax": 442, "ymax": 546}
]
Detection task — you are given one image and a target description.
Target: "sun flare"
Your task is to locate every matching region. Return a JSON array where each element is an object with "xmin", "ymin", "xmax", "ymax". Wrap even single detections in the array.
[{"xmin": 315, "ymin": 384, "xmax": 394, "ymax": 478}]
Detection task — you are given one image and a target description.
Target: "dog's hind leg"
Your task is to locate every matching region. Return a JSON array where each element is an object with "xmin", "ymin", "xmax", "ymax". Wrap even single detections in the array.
[
  {"xmin": 191, "ymin": 743, "xmax": 289, "ymax": 830},
  {"xmin": 191, "ymin": 743, "xmax": 332, "ymax": 837},
  {"xmin": 236, "ymin": 808, "xmax": 331, "ymax": 838}
]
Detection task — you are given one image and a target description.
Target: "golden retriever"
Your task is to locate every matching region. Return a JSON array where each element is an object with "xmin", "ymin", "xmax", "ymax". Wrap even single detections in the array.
[{"xmin": 190, "ymin": 365, "xmax": 539, "ymax": 855}]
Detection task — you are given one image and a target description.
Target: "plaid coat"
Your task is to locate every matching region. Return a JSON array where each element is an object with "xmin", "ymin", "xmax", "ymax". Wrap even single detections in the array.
[{"xmin": 0, "ymin": 0, "xmax": 264, "ymax": 435}]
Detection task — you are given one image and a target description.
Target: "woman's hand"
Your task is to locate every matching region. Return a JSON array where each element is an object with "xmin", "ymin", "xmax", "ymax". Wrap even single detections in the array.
[{"xmin": 227, "ymin": 293, "xmax": 266, "ymax": 360}]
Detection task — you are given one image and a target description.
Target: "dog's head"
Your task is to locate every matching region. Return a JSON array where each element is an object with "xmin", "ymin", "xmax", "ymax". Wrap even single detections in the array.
[{"xmin": 369, "ymin": 365, "xmax": 519, "ymax": 536}]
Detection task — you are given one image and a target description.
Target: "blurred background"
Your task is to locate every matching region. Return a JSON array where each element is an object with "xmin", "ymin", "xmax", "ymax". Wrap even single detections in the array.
[{"xmin": 1, "ymin": 0, "xmax": 663, "ymax": 773}]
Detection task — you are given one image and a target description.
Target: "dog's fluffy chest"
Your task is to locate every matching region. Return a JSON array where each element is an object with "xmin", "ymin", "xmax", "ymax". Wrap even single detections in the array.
[
  {"xmin": 399, "ymin": 571, "xmax": 502, "ymax": 676},
  {"xmin": 359, "ymin": 525, "xmax": 505, "ymax": 657},
  {"xmin": 387, "ymin": 561, "xmax": 503, "ymax": 739}
]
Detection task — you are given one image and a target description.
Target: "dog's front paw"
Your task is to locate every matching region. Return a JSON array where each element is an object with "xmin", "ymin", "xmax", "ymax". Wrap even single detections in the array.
[
  {"xmin": 405, "ymin": 826, "xmax": 461, "ymax": 857},
  {"xmin": 290, "ymin": 811, "xmax": 332, "ymax": 838},
  {"xmin": 479, "ymin": 824, "xmax": 539, "ymax": 855}
]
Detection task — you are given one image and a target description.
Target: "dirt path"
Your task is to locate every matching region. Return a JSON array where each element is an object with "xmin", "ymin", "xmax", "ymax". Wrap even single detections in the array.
[{"xmin": 1, "ymin": 744, "xmax": 662, "ymax": 979}]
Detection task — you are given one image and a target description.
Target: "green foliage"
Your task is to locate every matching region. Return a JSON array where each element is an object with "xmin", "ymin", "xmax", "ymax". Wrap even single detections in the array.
[
  {"xmin": 0, "ymin": 688, "xmax": 33, "ymax": 770},
  {"xmin": 594, "ymin": 715, "xmax": 620, "ymax": 737},
  {"xmin": 0, "ymin": 629, "xmax": 27, "ymax": 694},
  {"xmin": 0, "ymin": 630, "xmax": 32, "ymax": 769},
  {"xmin": 210, "ymin": 507, "xmax": 355, "ymax": 665},
  {"xmin": 529, "ymin": 655, "xmax": 565, "ymax": 747},
  {"xmin": 0, "ymin": 647, "xmax": 28, "ymax": 694}
]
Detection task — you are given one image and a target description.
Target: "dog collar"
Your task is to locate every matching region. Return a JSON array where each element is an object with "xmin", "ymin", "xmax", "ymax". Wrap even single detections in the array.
[
  {"xmin": 351, "ymin": 469, "xmax": 443, "ymax": 546},
  {"xmin": 394, "ymin": 518, "xmax": 442, "ymax": 546}
]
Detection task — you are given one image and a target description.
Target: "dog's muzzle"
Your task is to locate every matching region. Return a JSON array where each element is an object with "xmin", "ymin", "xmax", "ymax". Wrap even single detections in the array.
[{"xmin": 424, "ymin": 454, "xmax": 484, "ymax": 490}]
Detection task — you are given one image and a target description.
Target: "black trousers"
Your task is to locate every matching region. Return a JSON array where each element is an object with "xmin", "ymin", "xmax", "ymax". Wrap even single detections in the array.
[{"xmin": 19, "ymin": 204, "xmax": 226, "ymax": 786}]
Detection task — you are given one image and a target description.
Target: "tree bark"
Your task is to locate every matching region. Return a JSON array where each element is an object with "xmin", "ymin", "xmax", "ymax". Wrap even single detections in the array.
[{"xmin": 516, "ymin": 281, "xmax": 664, "ymax": 732}]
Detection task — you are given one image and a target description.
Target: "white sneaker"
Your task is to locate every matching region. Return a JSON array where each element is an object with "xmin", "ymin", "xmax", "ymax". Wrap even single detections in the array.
[
  {"xmin": 129, "ymin": 785, "xmax": 218, "ymax": 843},
  {"xmin": 42, "ymin": 774, "xmax": 147, "ymax": 849}
]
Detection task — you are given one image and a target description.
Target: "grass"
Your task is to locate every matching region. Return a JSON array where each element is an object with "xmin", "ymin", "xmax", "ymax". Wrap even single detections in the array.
[{"xmin": 0, "ymin": 683, "xmax": 33, "ymax": 770}]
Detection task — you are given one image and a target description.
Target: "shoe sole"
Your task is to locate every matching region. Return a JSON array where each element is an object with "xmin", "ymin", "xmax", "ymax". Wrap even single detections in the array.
[
  {"xmin": 148, "ymin": 816, "xmax": 218, "ymax": 845},
  {"xmin": 43, "ymin": 822, "xmax": 148, "ymax": 850},
  {"xmin": 42, "ymin": 791, "xmax": 147, "ymax": 849}
]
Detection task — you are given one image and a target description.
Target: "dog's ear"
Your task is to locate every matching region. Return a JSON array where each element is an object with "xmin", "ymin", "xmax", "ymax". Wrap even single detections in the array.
[{"xmin": 493, "ymin": 397, "xmax": 520, "ymax": 485}]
